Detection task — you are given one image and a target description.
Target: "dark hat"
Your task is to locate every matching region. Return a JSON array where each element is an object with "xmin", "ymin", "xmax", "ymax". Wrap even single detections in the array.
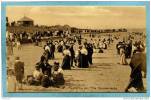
[
  {"xmin": 54, "ymin": 61, "xmax": 59, "ymax": 65},
  {"xmin": 15, "ymin": 56, "xmax": 20, "ymax": 60}
]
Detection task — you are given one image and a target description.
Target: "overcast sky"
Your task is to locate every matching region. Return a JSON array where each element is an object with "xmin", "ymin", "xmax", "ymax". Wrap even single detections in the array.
[{"xmin": 6, "ymin": 6, "xmax": 146, "ymax": 29}]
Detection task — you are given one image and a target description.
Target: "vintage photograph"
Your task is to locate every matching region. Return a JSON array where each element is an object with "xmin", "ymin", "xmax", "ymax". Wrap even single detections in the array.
[{"xmin": 6, "ymin": 6, "xmax": 147, "ymax": 93}]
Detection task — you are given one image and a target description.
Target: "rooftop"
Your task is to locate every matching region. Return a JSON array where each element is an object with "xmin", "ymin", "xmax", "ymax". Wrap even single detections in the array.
[{"xmin": 18, "ymin": 16, "xmax": 33, "ymax": 22}]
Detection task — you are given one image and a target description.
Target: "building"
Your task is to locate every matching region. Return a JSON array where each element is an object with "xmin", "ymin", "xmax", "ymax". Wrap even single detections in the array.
[{"xmin": 17, "ymin": 16, "xmax": 34, "ymax": 27}]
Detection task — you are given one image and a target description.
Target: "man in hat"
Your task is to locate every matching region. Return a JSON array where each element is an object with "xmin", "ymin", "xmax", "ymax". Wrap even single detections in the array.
[{"xmin": 14, "ymin": 56, "xmax": 24, "ymax": 90}]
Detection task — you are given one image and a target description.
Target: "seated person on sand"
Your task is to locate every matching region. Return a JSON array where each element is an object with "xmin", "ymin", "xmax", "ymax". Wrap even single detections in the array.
[
  {"xmin": 33, "ymin": 64, "xmax": 43, "ymax": 85},
  {"xmin": 27, "ymin": 64, "xmax": 43, "ymax": 86},
  {"xmin": 41, "ymin": 63, "xmax": 53, "ymax": 88},
  {"xmin": 41, "ymin": 70, "xmax": 52, "ymax": 88},
  {"xmin": 52, "ymin": 61, "xmax": 65, "ymax": 86},
  {"xmin": 37, "ymin": 56, "xmax": 52, "ymax": 76}
]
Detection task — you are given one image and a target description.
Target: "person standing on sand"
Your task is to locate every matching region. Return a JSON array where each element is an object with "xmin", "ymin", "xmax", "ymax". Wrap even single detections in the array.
[
  {"xmin": 16, "ymin": 39, "xmax": 21, "ymax": 50},
  {"xmin": 14, "ymin": 57, "xmax": 24, "ymax": 90},
  {"xmin": 79, "ymin": 44, "xmax": 89, "ymax": 68},
  {"xmin": 119, "ymin": 46, "xmax": 128, "ymax": 65},
  {"xmin": 125, "ymin": 47, "xmax": 146, "ymax": 92},
  {"xmin": 86, "ymin": 43, "xmax": 93, "ymax": 65},
  {"xmin": 61, "ymin": 45, "xmax": 71, "ymax": 70},
  {"xmin": 69, "ymin": 44, "xmax": 75, "ymax": 67},
  {"xmin": 7, "ymin": 38, "xmax": 14, "ymax": 56},
  {"xmin": 51, "ymin": 42, "xmax": 56, "ymax": 59},
  {"xmin": 44, "ymin": 42, "xmax": 51, "ymax": 60},
  {"xmin": 127, "ymin": 40, "xmax": 132, "ymax": 58}
]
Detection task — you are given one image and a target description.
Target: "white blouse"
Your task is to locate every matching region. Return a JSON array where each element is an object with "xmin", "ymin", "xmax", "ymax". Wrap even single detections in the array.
[
  {"xmin": 33, "ymin": 70, "xmax": 42, "ymax": 80},
  {"xmin": 63, "ymin": 50, "xmax": 71, "ymax": 56},
  {"xmin": 45, "ymin": 45, "xmax": 50, "ymax": 52},
  {"xmin": 80, "ymin": 48, "xmax": 88, "ymax": 55}
]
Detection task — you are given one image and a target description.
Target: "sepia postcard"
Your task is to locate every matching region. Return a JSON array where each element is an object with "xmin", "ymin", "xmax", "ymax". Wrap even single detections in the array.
[{"xmin": 1, "ymin": 1, "xmax": 150, "ymax": 97}]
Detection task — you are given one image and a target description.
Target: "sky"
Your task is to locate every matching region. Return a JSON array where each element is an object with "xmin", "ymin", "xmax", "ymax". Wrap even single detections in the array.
[{"xmin": 6, "ymin": 6, "xmax": 146, "ymax": 29}]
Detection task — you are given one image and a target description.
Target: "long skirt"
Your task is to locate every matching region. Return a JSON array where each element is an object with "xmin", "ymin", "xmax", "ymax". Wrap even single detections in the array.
[
  {"xmin": 58, "ymin": 45, "xmax": 63, "ymax": 52},
  {"xmin": 125, "ymin": 75, "xmax": 144, "ymax": 92},
  {"xmin": 127, "ymin": 47, "xmax": 132, "ymax": 58},
  {"xmin": 62, "ymin": 55, "xmax": 71, "ymax": 70},
  {"xmin": 120, "ymin": 54, "xmax": 128, "ymax": 65},
  {"xmin": 79, "ymin": 54, "xmax": 89, "ymax": 68},
  {"xmin": 88, "ymin": 54, "xmax": 93, "ymax": 65}
]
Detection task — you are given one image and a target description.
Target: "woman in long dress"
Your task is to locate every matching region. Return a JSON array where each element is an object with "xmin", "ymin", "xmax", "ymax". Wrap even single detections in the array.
[
  {"xmin": 61, "ymin": 45, "xmax": 71, "ymax": 70},
  {"xmin": 16, "ymin": 40, "xmax": 21, "ymax": 50},
  {"xmin": 58, "ymin": 41, "xmax": 64, "ymax": 52},
  {"xmin": 79, "ymin": 45, "xmax": 89, "ymax": 68},
  {"xmin": 119, "ymin": 47, "xmax": 128, "ymax": 65},
  {"xmin": 125, "ymin": 47, "xmax": 146, "ymax": 92}
]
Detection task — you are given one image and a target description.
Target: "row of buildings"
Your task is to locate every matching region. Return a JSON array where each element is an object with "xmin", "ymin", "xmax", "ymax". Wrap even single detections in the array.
[{"xmin": 6, "ymin": 16, "xmax": 127, "ymax": 34}]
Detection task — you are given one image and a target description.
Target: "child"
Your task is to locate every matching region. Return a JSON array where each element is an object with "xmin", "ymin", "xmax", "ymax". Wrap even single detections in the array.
[{"xmin": 14, "ymin": 57, "xmax": 24, "ymax": 90}]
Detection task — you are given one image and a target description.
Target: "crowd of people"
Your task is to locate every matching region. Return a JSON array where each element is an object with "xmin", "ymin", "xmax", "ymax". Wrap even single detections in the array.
[
  {"xmin": 6, "ymin": 30, "xmax": 72, "ymax": 44},
  {"xmin": 41, "ymin": 35, "xmax": 113, "ymax": 69},
  {"xmin": 9, "ymin": 56, "xmax": 65, "ymax": 89},
  {"xmin": 27, "ymin": 60, "xmax": 65, "ymax": 88},
  {"xmin": 6, "ymin": 29, "xmax": 147, "ymax": 92},
  {"xmin": 23, "ymin": 34, "xmax": 113, "ymax": 88}
]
